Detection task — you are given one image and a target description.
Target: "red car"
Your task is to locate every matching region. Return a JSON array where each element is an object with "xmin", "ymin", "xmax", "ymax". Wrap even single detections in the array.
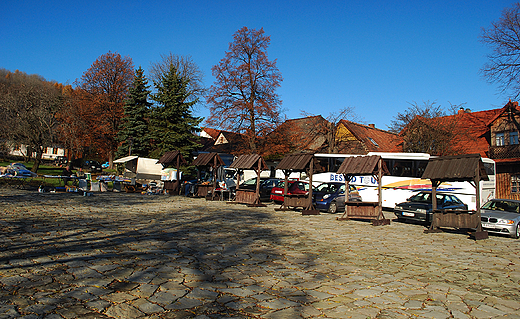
[{"xmin": 270, "ymin": 180, "xmax": 310, "ymax": 204}]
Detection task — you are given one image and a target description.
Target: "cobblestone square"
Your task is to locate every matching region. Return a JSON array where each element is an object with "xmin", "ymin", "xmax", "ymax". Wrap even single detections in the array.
[{"xmin": 0, "ymin": 189, "xmax": 519, "ymax": 318}]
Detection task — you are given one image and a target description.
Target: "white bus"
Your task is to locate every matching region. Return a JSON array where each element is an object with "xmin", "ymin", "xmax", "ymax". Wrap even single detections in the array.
[{"xmin": 312, "ymin": 152, "xmax": 496, "ymax": 211}]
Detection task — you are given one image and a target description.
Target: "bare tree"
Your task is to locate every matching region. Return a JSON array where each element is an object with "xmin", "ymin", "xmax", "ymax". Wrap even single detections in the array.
[
  {"xmin": 390, "ymin": 101, "xmax": 464, "ymax": 155},
  {"xmin": 206, "ymin": 27, "xmax": 283, "ymax": 153},
  {"xmin": 481, "ymin": 2, "xmax": 520, "ymax": 98},
  {"xmin": 300, "ymin": 106, "xmax": 360, "ymax": 153},
  {"xmin": 149, "ymin": 53, "xmax": 205, "ymax": 106}
]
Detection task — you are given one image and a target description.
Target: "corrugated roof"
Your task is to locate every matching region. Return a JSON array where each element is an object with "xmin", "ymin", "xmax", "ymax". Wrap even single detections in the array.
[
  {"xmin": 191, "ymin": 152, "xmax": 225, "ymax": 167},
  {"xmin": 276, "ymin": 153, "xmax": 314, "ymax": 171},
  {"xmin": 421, "ymin": 154, "xmax": 489, "ymax": 181},
  {"xmin": 158, "ymin": 151, "xmax": 187, "ymax": 165},
  {"xmin": 336, "ymin": 155, "xmax": 384, "ymax": 175},
  {"xmin": 229, "ymin": 154, "xmax": 268, "ymax": 170}
]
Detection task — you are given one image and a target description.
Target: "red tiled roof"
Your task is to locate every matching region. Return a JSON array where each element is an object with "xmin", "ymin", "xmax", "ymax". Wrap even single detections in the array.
[
  {"xmin": 263, "ymin": 116, "xmax": 329, "ymax": 155},
  {"xmin": 201, "ymin": 127, "xmax": 221, "ymax": 140},
  {"xmin": 434, "ymin": 108, "xmax": 502, "ymax": 157},
  {"xmin": 337, "ymin": 120, "xmax": 401, "ymax": 153}
]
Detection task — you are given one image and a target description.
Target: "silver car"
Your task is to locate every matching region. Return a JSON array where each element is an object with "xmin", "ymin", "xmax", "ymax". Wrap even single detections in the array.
[{"xmin": 480, "ymin": 199, "xmax": 520, "ymax": 239}]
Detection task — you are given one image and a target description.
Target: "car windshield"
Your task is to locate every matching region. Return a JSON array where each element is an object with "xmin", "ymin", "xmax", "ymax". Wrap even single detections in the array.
[
  {"xmin": 315, "ymin": 183, "xmax": 339, "ymax": 193},
  {"xmin": 408, "ymin": 192, "xmax": 431, "ymax": 202},
  {"xmin": 242, "ymin": 178, "xmax": 257, "ymax": 186},
  {"xmin": 482, "ymin": 200, "xmax": 520, "ymax": 213},
  {"xmin": 275, "ymin": 180, "xmax": 295, "ymax": 188}
]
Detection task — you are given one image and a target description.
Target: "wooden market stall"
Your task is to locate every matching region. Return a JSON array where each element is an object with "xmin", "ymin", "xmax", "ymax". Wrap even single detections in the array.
[
  {"xmin": 228, "ymin": 154, "xmax": 268, "ymax": 206},
  {"xmin": 274, "ymin": 153, "xmax": 319, "ymax": 215},
  {"xmin": 336, "ymin": 155, "xmax": 390, "ymax": 226},
  {"xmin": 190, "ymin": 152, "xmax": 225, "ymax": 199},
  {"xmin": 158, "ymin": 150, "xmax": 187, "ymax": 195},
  {"xmin": 422, "ymin": 154, "xmax": 489, "ymax": 240}
]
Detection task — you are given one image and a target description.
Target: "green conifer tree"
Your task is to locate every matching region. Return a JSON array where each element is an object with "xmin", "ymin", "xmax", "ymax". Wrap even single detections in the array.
[
  {"xmin": 150, "ymin": 64, "xmax": 202, "ymax": 159},
  {"xmin": 116, "ymin": 66, "xmax": 152, "ymax": 158}
]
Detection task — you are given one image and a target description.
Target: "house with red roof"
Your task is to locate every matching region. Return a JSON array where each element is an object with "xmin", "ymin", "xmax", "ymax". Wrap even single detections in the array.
[
  {"xmin": 402, "ymin": 101, "xmax": 520, "ymax": 200},
  {"xmin": 485, "ymin": 101, "xmax": 520, "ymax": 199},
  {"xmin": 335, "ymin": 120, "xmax": 401, "ymax": 154}
]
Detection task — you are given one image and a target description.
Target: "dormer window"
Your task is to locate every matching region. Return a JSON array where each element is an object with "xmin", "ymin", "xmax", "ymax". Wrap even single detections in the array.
[{"xmin": 496, "ymin": 132, "xmax": 505, "ymax": 146}]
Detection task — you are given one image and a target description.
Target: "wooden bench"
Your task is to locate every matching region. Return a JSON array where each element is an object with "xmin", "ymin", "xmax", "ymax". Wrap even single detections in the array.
[{"xmin": 337, "ymin": 201, "xmax": 390, "ymax": 226}]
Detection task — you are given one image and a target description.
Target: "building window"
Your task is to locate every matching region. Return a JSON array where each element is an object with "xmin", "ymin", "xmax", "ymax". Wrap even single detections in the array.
[
  {"xmin": 512, "ymin": 175, "xmax": 520, "ymax": 193},
  {"xmin": 496, "ymin": 132, "xmax": 505, "ymax": 146},
  {"xmin": 510, "ymin": 131, "xmax": 519, "ymax": 145}
]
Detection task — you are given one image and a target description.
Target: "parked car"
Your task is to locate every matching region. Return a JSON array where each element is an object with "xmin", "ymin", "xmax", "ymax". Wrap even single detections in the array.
[
  {"xmin": 270, "ymin": 180, "xmax": 310, "ymax": 204},
  {"xmin": 394, "ymin": 191, "xmax": 467, "ymax": 223},
  {"xmin": 313, "ymin": 182, "xmax": 362, "ymax": 213},
  {"xmin": 81, "ymin": 160, "xmax": 103, "ymax": 173},
  {"xmin": 480, "ymin": 199, "xmax": 520, "ymax": 239},
  {"xmin": 258, "ymin": 178, "xmax": 282, "ymax": 201},
  {"xmin": 238, "ymin": 177, "xmax": 281, "ymax": 201},
  {"xmin": 6, "ymin": 163, "xmax": 37, "ymax": 177}
]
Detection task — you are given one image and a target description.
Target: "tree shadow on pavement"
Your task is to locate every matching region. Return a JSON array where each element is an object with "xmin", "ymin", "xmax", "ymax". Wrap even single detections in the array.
[{"xmin": 0, "ymin": 190, "xmax": 322, "ymax": 318}]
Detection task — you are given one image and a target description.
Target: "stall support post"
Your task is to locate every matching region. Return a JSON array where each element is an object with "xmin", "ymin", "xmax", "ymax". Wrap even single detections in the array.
[
  {"xmin": 372, "ymin": 157, "xmax": 390, "ymax": 226},
  {"xmin": 275, "ymin": 170, "xmax": 291, "ymax": 211},
  {"xmin": 302, "ymin": 157, "xmax": 319, "ymax": 215}
]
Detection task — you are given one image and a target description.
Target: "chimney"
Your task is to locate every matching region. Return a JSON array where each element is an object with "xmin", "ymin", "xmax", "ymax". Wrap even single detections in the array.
[{"xmin": 368, "ymin": 124, "xmax": 375, "ymax": 128}]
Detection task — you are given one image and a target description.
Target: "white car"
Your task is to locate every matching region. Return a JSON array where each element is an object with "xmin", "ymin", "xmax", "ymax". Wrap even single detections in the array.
[{"xmin": 480, "ymin": 199, "xmax": 520, "ymax": 239}]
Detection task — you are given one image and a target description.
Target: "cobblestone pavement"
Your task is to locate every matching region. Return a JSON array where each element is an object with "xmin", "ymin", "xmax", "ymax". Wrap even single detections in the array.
[{"xmin": 0, "ymin": 188, "xmax": 519, "ymax": 319}]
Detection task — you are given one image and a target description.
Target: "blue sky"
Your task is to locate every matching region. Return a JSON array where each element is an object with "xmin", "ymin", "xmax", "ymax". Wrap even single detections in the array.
[{"xmin": 2, "ymin": 0, "xmax": 517, "ymax": 130}]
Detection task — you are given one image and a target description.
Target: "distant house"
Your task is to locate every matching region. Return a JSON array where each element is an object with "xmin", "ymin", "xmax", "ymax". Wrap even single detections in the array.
[
  {"xmin": 200, "ymin": 127, "xmax": 221, "ymax": 141},
  {"xmin": 402, "ymin": 101, "xmax": 520, "ymax": 200},
  {"xmin": 262, "ymin": 116, "xmax": 330, "ymax": 157},
  {"xmin": 203, "ymin": 116, "xmax": 402, "ymax": 158},
  {"xmin": 200, "ymin": 130, "xmax": 249, "ymax": 155},
  {"xmin": 486, "ymin": 101, "xmax": 520, "ymax": 199},
  {"xmin": 9, "ymin": 144, "xmax": 66, "ymax": 161},
  {"xmin": 335, "ymin": 120, "xmax": 400, "ymax": 154}
]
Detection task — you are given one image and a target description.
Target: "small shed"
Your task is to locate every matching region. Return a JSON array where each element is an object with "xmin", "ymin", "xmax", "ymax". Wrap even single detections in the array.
[
  {"xmin": 274, "ymin": 153, "xmax": 318, "ymax": 215},
  {"xmin": 422, "ymin": 154, "xmax": 489, "ymax": 240},
  {"xmin": 228, "ymin": 154, "xmax": 268, "ymax": 206},
  {"xmin": 191, "ymin": 152, "xmax": 225, "ymax": 199},
  {"xmin": 336, "ymin": 155, "xmax": 390, "ymax": 225},
  {"xmin": 158, "ymin": 151, "xmax": 187, "ymax": 195}
]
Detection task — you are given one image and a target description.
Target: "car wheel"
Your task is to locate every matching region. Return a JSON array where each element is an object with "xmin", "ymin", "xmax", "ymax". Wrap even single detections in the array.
[
  {"xmin": 328, "ymin": 201, "xmax": 338, "ymax": 214},
  {"xmin": 515, "ymin": 223, "xmax": 520, "ymax": 239}
]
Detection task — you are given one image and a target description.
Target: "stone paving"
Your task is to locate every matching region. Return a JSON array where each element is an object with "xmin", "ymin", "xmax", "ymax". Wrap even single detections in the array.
[{"xmin": 0, "ymin": 188, "xmax": 519, "ymax": 318}]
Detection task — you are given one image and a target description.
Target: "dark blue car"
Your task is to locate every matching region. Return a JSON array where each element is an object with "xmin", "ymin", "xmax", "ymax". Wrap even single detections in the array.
[
  {"xmin": 313, "ymin": 182, "xmax": 362, "ymax": 213},
  {"xmin": 394, "ymin": 191, "xmax": 467, "ymax": 223}
]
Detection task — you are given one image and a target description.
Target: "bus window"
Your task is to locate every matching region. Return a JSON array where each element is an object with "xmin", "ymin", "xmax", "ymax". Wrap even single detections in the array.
[
  {"xmin": 385, "ymin": 159, "xmax": 428, "ymax": 178},
  {"xmin": 483, "ymin": 162, "xmax": 495, "ymax": 176}
]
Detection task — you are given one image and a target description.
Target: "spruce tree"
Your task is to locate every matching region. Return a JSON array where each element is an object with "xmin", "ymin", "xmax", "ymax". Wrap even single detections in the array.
[
  {"xmin": 150, "ymin": 64, "xmax": 202, "ymax": 159},
  {"xmin": 116, "ymin": 66, "xmax": 152, "ymax": 158}
]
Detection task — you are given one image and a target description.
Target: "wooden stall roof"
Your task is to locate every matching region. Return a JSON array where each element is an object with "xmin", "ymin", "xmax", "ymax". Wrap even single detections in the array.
[
  {"xmin": 276, "ymin": 153, "xmax": 314, "ymax": 171},
  {"xmin": 191, "ymin": 152, "xmax": 225, "ymax": 167},
  {"xmin": 336, "ymin": 155, "xmax": 387, "ymax": 175},
  {"xmin": 229, "ymin": 154, "xmax": 268, "ymax": 170},
  {"xmin": 421, "ymin": 153, "xmax": 489, "ymax": 182},
  {"xmin": 158, "ymin": 150, "xmax": 187, "ymax": 165}
]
